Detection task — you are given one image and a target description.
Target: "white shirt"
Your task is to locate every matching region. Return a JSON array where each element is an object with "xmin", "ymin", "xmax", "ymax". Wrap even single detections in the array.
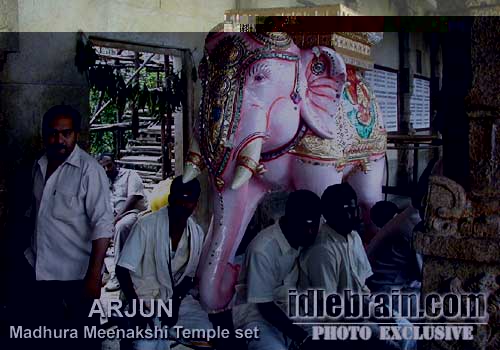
[
  {"xmin": 299, "ymin": 224, "xmax": 373, "ymax": 294},
  {"xmin": 117, "ymin": 206, "xmax": 205, "ymax": 302},
  {"xmin": 109, "ymin": 167, "xmax": 147, "ymax": 216},
  {"xmin": 25, "ymin": 145, "xmax": 114, "ymax": 281},
  {"xmin": 233, "ymin": 223, "xmax": 300, "ymax": 327}
]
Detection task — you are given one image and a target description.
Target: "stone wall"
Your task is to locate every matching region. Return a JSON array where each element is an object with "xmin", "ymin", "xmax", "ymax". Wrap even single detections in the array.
[
  {"xmin": 15, "ymin": 0, "xmax": 233, "ymax": 32},
  {"xmin": 415, "ymin": 16, "xmax": 500, "ymax": 350}
]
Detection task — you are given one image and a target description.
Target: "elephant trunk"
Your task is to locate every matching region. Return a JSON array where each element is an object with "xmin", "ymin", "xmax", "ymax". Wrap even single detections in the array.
[{"xmin": 197, "ymin": 182, "xmax": 265, "ymax": 312}]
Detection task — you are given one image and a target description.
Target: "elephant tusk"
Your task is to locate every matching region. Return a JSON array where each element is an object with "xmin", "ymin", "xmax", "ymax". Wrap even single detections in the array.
[
  {"xmin": 183, "ymin": 141, "xmax": 204, "ymax": 183},
  {"xmin": 231, "ymin": 166, "xmax": 253, "ymax": 190},
  {"xmin": 230, "ymin": 138, "xmax": 263, "ymax": 190},
  {"xmin": 183, "ymin": 163, "xmax": 201, "ymax": 183}
]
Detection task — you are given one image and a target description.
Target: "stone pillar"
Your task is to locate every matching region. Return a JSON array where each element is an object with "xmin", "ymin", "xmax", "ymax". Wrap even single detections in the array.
[
  {"xmin": 396, "ymin": 32, "xmax": 413, "ymax": 186},
  {"xmin": 414, "ymin": 16, "xmax": 500, "ymax": 350}
]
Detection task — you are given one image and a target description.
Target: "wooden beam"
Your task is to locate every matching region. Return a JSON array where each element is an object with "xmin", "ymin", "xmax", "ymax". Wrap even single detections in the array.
[
  {"xmin": 89, "ymin": 53, "xmax": 155, "ymax": 125},
  {"xmin": 90, "ymin": 121, "xmax": 149, "ymax": 132},
  {"xmin": 89, "ymin": 36, "xmax": 185, "ymax": 57}
]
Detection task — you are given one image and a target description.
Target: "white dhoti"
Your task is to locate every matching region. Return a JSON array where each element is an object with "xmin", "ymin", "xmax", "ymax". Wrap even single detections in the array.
[{"xmin": 114, "ymin": 211, "xmax": 139, "ymax": 263}]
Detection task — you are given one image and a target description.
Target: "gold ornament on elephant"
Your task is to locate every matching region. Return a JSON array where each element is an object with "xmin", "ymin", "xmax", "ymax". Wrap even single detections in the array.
[
  {"xmin": 236, "ymin": 156, "xmax": 260, "ymax": 176},
  {"xmin": 186, "ymin": 151, "xmax": 206, "ymax": 171}
]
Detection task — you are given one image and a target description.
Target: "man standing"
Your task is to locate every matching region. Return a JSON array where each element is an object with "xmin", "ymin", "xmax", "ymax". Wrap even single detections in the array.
[
  {"xmin": 116, "ymin": 176, "xmax": 210, "ymax": 350},
  {"xmin": 232, "ymin": 190, "xmax": 322, "ymax": 350},
  {"xmin": 98, "ymin": 153, "xmax": 147, "ymax": 292},
  {"xmin": 25, "ymin": 105, "xmax": 114, "ymax": 350}
]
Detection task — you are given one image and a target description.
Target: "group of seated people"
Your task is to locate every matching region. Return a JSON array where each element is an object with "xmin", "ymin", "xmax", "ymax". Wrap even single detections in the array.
[{"xmin": 97, "ymin": 153, "xmax": 433, "ymax": 350}]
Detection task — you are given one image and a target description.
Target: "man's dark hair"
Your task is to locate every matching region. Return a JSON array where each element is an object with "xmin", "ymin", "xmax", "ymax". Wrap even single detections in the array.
[
  {"xmin": 169, "ymin": 175, "xmax": 201, "ymax": 202},
  {"xmin": 321, "ymin": 183, "xmax": 357, "ymax": 222},
  {"xmin": 370, "ymin": 201, "xmax": 399, "ymax": 228},
  {"xmin": 285, "ymin": 190, "xmax": 321, "ymax": 221},
  {"xmin": 42, "ymin": 104, "xmax": 82, "ymax": 137},
  {"xmin": 97, "ymin": 153, "xmax": 115, "ymax": 162}
]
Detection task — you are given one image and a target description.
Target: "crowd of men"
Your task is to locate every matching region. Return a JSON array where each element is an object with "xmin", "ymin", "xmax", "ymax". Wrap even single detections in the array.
[{"xmin": 10, "ymin": 105, "xmax": 433, "ymax": 350}]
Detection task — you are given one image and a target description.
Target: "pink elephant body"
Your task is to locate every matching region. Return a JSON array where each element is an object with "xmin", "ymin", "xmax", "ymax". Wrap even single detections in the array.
[{"xmin": 184, "ymin": 33, "xmax": 387, "ymax": 312}]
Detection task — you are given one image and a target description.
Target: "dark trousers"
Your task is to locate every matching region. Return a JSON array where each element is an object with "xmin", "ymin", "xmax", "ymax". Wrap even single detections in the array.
[
  {"xmin": 34, "ymin": 280, "xmax": 102, "ymax": 350},
  {"xmin": 5, "ymin": 261, "xmax": 102, "ymax": 350}
]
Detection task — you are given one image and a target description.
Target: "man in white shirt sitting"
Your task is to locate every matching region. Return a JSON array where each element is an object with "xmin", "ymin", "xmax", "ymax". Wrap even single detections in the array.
[
  {"xmin": 116, "ymin": 175, "xmax": 211, "ymax": 350},
  {"xmin": 299, "ymin": 183, "xmax": 373, "ymax": 295},
  {"xmin": 233, "ymin": 190, "xmax": 322, "ymax": 350},
  {"xmin": 98, "ymin": 153, "xmax": 148, "ymax": 292}
]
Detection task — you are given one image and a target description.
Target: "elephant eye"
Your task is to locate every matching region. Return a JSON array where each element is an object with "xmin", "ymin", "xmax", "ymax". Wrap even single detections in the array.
[
  {"xmin": 254, "ymin": 74, "xmax": 266, "ymax": 82},
  {"xmin": 248, "ymin": 63, "xmax": 270, "ymax": 83}
]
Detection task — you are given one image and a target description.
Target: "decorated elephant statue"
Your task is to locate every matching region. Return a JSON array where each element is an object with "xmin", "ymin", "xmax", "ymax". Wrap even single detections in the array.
[{"xmin": 183, "ymin": 32, "xmax": 387, "ymax": 312}]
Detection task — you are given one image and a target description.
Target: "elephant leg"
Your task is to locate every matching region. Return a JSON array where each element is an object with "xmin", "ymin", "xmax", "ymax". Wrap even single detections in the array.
[
  {"xmin": 197, "ymin": 179, "xmax": 267, "ymax": 313},
  {"xmin": 345, "ymin": 157, "xmax": 385, "ymax": 245},
  {"xmin": 290, "ymin": 157, "xmax": 344, "ymax": 197}
]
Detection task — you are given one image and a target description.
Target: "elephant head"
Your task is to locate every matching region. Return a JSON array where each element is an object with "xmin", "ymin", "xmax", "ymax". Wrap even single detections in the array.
[{"xmin": 183, "ymin": 32, "xmax": 347, "ymax": 312}]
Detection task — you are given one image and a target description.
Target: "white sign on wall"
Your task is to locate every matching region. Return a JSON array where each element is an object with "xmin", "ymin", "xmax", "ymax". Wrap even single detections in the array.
[
  {"xmin": 410, "ymin": 77, "xmax": 431, "ymax": 129},
  {"xmin": 363, "ymin": 67, "xmax": 399, "ymax": 132}
]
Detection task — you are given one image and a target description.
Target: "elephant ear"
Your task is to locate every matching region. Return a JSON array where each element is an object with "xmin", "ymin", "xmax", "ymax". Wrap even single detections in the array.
[{"xmin": 299, "ymin": 46, "xmax": 347, "ymax": 139}]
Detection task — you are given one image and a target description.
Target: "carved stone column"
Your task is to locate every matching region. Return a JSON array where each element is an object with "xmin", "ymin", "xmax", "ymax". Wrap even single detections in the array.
[{"xmin": 415, "ymin": 16, "xmax": 500, "ymax": 350}]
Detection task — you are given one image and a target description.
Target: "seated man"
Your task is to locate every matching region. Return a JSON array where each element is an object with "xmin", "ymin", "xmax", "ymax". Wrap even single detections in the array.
[
  {"xmin": 366, "ymin": 198, "xmax": 422, "ymax": 298},
  {"xmin": 299, "ymin": 183, "xmax": 415, "ymax": 350},
  {"xmin": 364, "ymin": 159, "xmax": 439, "ymax": 318},
  {"xmin": 233, "ymin": 190, "xmax": 322, "ymax": 350},
  {"xmin": 116, "ymin": 176, "xmax": 211, "ymax": 350},
  {"xmin": 98, "ymin": 153, "xmax": 148, "ymax": 291},
  {"xmin": 299, "ymin": 183, "xmax": 372, "ymax": 294},
  {"xmin": 370, "ymin": 200, "xmax": 400, "ymax": 230}
]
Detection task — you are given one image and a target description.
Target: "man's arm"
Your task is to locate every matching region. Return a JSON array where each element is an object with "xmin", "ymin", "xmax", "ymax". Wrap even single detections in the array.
[
  {"xmin": 258, "ymin": 302, "xmax": 309, "ymax": 343},
  {"xmin": 115, "ymin": 170, "xmax": 146, "ymax": 222},
  {"xmin": 83, "ymin": 238, "xmax": 110, "ymax": 299},
  {"xmin": 116, "ymin": 265, "xmax": 139, "ymax": 303},
  {"xmin": 83, "ymin": 163, "xmax": 115, "ymax": 298},
  {"xmin": 114, "ymin": 195, "xmax": 143, "ymax": 222},
  {"xmin": 245, "ymin": 250, "xmax": 310, "ymax": 344}
]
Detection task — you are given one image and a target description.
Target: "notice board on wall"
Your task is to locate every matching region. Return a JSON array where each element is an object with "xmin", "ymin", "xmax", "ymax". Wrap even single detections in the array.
[
  {"xmin": 363, "ymin": 66, "xmax": 399, "ymax": 132},
  {"xmin": 410, "ymin": 76, "xmax": 431, "ymax": 129}
]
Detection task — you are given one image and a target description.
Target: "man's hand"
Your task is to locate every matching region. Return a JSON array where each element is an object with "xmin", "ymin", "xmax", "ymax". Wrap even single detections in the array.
[
  {"xmin": 161, "ymin": 294, "xmax": 181, "ymax": 328},
  {"xmin": 83, "ymin": 274, "xmax": 102, "ymax": 299},
  {"xmin": 175, "ymin": 277, "xmax": 195, "ymax": 298},
  {"xmin": 85, "ymin": 238, "xmax": 110, "ymax": 299},
  {"xmin": 294, "ymin": 335, "xmax": 315, "ymax": 350},
  {"xmin": 133, "ymin": 313, "xmax": 155, "ymax": 331},
  {"xmin": 289, "ymin": 325, "xmax": 310, "ymax": 344}
]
